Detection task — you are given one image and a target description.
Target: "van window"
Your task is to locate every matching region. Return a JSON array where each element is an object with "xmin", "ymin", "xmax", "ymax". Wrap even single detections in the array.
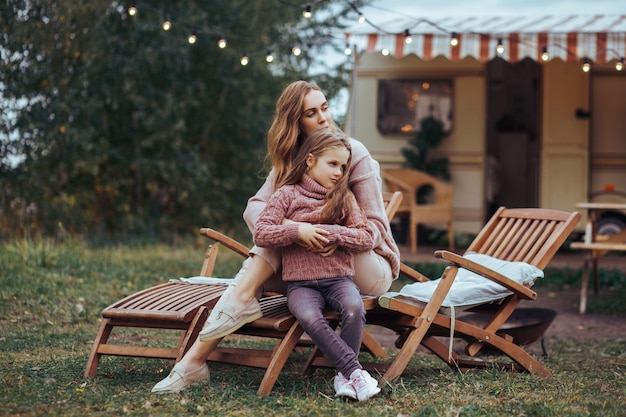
[{"xmin": 377, "ymin": 79, "xmax": 453, "ymax": 135}]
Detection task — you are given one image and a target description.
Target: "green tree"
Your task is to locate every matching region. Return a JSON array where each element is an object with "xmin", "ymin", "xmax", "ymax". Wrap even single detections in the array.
[{"xmin": 0, "ymin": 0, "xmax": 360, "ymax": 241}]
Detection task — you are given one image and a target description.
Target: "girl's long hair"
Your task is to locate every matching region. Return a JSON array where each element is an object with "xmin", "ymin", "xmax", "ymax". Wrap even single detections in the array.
[
  {"xmin": 277, "ymin": 129, "xmax": 362, "ymax": 226},
  {"xmin": 267, "ymin": 80, "xmax": 338, "ymax": 190}
]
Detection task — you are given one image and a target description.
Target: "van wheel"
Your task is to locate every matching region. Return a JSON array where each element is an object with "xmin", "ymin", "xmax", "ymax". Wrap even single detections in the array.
[{"xmin": 596, "ymin": 216, "xmax": 626, "ymax": 236}]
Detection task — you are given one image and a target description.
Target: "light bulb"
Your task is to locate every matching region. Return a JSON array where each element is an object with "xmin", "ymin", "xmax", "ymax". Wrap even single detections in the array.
[
  {"xmin": 162, "ymin": 20, "xmax": 171, "ymax": 31},
  {"xmin": 188, "ymin": 33, "xmax": 197, "ymax": 44},
  {"xmin": 241, "ymin": 54, "xmax": 249, "ymax": 66},
  {"xmin": 582, "ymin": 58, "xmax": 591, "ymax": 72},
  {"xmin": 344, "ymin": 44, "xmax": 352, "ymax": 55},
  {"xmin": 128, "ymin": 6, "xmax": 137, "ymax": 16},
  {"xmin": 358, "ymin": 14, "xmax": 365, "ymax": 24},
  {"xmin": 381, "ymin": 48, "xmax": 390, "ymax": 56},
  {"xmin": 541, "ymin": 46, "xmax": 548, "ymax": 61},
  {"xmin": 496, "ymin": 38, "xmax": 504, "ymax": 55},
  {"xmin": 450, "ymin": 32, "xmax": 458, "ymax": 47},
  {"xmin": 303, "ymin": 4, "xmax": 312, "ymax": 18},
  {"xmin": 616, "ymin": 58, "xmax": 624, "ymax": 71},
  {"xmin": 403, "ymin": 29, "xmax": 412, "ymax": 45},
  {"xmin": 265, "ymin": 50, "xmax": 274, "ymax": 63},
  {"xmin": 218, "ymin": 37, "xmax": 227, "ymax": 49},
  {"xmin": 292, "ymin": 46, "xmax": 302, "ymax": 56}
]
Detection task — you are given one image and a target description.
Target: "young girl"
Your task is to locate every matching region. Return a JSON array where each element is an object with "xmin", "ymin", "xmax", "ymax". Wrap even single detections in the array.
[{"xmin": 253, "ymin": 129, "xmax": 380, "ymax": 401}]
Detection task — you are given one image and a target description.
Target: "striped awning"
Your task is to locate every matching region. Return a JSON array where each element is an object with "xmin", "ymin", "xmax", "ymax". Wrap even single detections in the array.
[{"xmin": 345, "ymin": 15, "xmax": 626, "ymax": 63}]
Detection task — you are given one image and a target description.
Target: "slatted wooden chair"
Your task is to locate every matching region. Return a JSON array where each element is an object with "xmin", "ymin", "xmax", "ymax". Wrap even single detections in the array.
[
  {"xmin": 84, "ymin": 245, "xmax": 228, "ymax": 378},
  {"xmin": 381, "ymin": 167, "xmax": 455, "ymax": 254},
  {"xmin": 312, "ymin": 207, "xmax": 580, "ymax": 382}
]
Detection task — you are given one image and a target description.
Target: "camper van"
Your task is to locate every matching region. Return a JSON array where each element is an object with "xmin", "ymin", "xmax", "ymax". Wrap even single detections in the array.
[{"xmin": 344, "ymin": 16, "xmax": 626, "ymax": 237}]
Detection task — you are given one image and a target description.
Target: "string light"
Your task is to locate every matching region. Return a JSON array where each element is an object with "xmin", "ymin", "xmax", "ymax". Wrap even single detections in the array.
[
  {"xmin": 116, "ymin": 2, "xmax": 625, "ymax": 72},
  {"xmin": 403, "ymin": 29, "xmax": 413, "ymax": 45},
  {"xmin": 240, "ymin": 53, "xmax": 249, "ymax": 66},
  {"xmin": 496, "ymin": 38, "xmax": 504, "ymax": 55},
  {"xmin": 302, "ymin": 4, "xmax": 312, "ymax": 18},
  {"xmin": 265, "ymin": 50, "xmax": 274, "ymax": 63},
  {"xmin": 162, "ymin": 16, "xmax": 171, "ymax": 31},
  {"xmin": 450, "ymin": 32, "xmax": 458, "ymax": 46}
]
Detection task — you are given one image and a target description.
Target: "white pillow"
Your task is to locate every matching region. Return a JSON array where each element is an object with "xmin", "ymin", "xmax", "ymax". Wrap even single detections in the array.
[{"xmin": 397, "ymin": 253, "xmax": 543, "ymax": 307}]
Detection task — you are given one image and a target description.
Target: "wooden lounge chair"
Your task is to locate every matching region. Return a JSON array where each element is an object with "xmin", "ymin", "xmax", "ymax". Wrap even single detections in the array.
[
  {"xmin": 381, "ymin": 167, "xmax": 455, "ymax": 254},
  {"xmin": 362, "ymin": 207, "xmax": 581, "ymax": 382},
  {"xmin": 83, "ymin": 244, "xmax": 229, "ymax": 379},
  {"xmin": 84, "ymin": 191, "xmax": 403, "ymax": 395}
]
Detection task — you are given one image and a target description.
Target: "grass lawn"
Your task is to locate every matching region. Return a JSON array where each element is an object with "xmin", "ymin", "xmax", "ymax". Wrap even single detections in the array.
[{"xmin": 1, "ymin": 238, "xmax": 625, "ymax": 416}]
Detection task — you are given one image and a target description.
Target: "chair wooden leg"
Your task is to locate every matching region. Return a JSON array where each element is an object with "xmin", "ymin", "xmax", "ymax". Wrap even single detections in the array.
[
  {"xmin": 84, "ymin": 319, "xmax": 114, "ymax": 378},
  {"xmin": 257, "ymin": 321, "xmax": 305, "ymax": 396},
  {"xmin": 381, "ymin": 323, "xmax": 430, "ymax": 383},
  {"xmin": 410, "ymin": 219, "xmax": 418, "ymax": 254},
  {"xmin": 580, "ymin": 254, "xmax": 591, "ymax": 314},
  {"xmin": 448, "ymin": 223, "xmax": 455, "ymax": 251},
  {"xmin": 361, "ymin": 329, "xmax": 389, "ymax": 359},
  {"xmin": 177, "ymin": 306, "xmax": 209, "ymax": 362},
  {"xmin": 301, "ymin": 345, "xmax": 323, "ymax": 376}
]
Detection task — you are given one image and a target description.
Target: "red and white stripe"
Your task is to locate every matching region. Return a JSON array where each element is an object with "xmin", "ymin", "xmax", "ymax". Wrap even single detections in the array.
[{"xmin": 346, "ymin": 15, "xmax": 626, "ymax": 63}]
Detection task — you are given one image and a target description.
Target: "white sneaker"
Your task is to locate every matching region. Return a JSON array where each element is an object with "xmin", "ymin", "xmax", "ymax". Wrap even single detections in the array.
[
  {"xmin": 150, "ymin": 363, "xmax": 208, "ymax": 394},
  {"xmin": 334, "ymin": 372, "xmax": 357, "ymax": 400},
  {"xmin": 349, "ymin": 369, "xmax": 380, "ymax": 401},
  {"xmin": 198, "ymin": 298, "xmax": 262, "ymax": 341}
]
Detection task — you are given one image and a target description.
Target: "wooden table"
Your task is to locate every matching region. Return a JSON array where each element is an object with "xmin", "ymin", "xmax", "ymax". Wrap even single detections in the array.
[{"xmin": 570, "ymin": 202, "xmax": 626, "ymax": 313}]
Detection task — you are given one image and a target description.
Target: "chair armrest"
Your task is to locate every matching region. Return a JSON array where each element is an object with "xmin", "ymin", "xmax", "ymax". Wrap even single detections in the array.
[
  {"xmin": 199, "ymin": 228, "xmax": 251, "ymax": 258},
  {"xmin": 399, "ymin": 263, "xmax": 431, "ymax": 283},
  {"xmin": 381, "ymin": 172, "xmax": 414, "ymax": 195},
  {"xmin": 434, "ymin": 250, "xmax": 537, "ymax": 300}
]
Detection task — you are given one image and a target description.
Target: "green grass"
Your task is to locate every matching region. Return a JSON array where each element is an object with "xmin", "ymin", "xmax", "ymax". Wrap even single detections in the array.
[{"xmin": 1, "ymin": 239, "xmax": 625, "ymax": 416}]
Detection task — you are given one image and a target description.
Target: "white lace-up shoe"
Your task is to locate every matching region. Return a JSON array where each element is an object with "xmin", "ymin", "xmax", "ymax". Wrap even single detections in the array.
[
  {"xmin": 334, "ymin": 372, "xmax": 357, "ymax": 399},
  {"xmin": 150, "ymin": 363, "xmax": 208, "ymax": 394},
  {"xmin": 349, "ymin": 369, "xmax": 380, "ymax": 401}
]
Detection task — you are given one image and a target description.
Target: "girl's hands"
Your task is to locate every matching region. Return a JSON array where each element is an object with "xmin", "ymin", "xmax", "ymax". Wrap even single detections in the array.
[
  {"xmin": 312, "ymin": 242, "xmax": 338, "ymax": 257},
  {"xmin": 297, "ymin": 223, "xmax": 330, "ymax": 250}
]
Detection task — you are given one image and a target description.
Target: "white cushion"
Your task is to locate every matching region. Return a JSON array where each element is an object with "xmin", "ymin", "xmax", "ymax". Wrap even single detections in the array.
[{"xmin": 394, "ymin": 253, "xmax": 543, "ymax": 307}]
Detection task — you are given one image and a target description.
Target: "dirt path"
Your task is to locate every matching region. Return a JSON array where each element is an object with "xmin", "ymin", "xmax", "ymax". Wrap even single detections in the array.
[{"xmin": 526, "ymin": 288, "xmax": 626, "ymax": 341}]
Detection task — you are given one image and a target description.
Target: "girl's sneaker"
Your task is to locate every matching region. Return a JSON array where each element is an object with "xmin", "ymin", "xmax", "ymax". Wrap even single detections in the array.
[
  {"xmin": 349, "ymin": 369, "xmax": 380, "ymax": 401},
  {"xmin": 334, "ymin": 372, "xmax": 357, "ymax": 400}
]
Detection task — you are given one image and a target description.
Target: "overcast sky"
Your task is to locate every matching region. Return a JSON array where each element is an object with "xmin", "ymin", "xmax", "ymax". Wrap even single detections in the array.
[{"xmin": 360, "ymin": 0, "xmax": 624, "ymax": 21}]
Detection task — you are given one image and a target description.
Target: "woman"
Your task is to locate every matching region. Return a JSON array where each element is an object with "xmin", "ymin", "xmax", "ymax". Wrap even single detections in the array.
[{"xmin": 151, "ymin": 80, "xmax": 400, "ymax": 394}]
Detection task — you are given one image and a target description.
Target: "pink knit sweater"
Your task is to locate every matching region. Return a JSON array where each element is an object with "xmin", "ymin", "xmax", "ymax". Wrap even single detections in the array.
[
  {"xmin": 245, "ymin": 138, "xmax": 401, "ymax": 279},
  {"xmin": 253, "ymin": 175, "xmax": 375, "ymax": 281}
]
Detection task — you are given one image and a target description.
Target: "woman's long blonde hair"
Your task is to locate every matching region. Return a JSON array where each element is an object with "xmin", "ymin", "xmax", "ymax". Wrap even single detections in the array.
[
  {"xmin": 267, "ymin": 80, "xmax": 338, "ymax": 191},
  {"xmin": 277, "ymin": 129, "xmax": 361, "ymax": 226}
]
